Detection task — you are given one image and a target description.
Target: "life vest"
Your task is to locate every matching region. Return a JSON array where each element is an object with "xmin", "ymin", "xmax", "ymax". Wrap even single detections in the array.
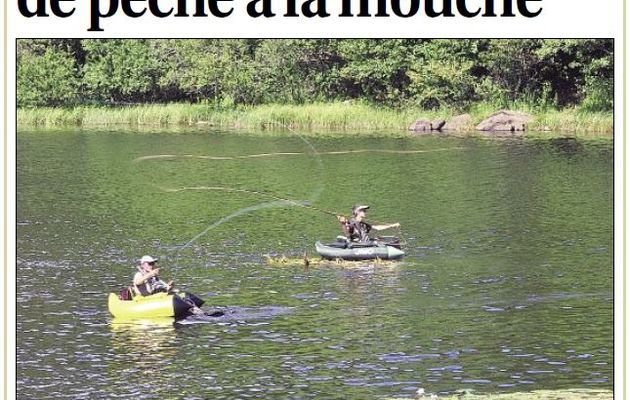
[
  {"xmin": 348, "ymin": 219, "xmax": 372, "ymax": 242},
  {"xmin": 134, "ymin": 275, "xmax": 168, "ymax": 296}
]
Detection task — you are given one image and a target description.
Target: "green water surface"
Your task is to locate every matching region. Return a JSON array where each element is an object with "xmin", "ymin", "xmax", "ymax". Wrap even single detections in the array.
[{"xmin": 16, "ymin": 127, "xmax": 613, "ymax": 399}]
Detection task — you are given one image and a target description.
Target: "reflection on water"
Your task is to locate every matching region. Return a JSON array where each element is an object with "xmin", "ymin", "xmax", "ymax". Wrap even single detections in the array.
[
  {"xmin": 110, "ymin": 318, "xmax": 176, "ymax": 350},
  {"xmin": 109, "ymin": 319, "xmax": 178, "ymax": 382},
  {"xmin": 17, "ymin": 129, "xmax": 613, "ymax": 399}
]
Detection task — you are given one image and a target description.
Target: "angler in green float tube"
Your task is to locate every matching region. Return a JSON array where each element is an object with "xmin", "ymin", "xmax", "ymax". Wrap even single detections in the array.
[
  {"xmin": 337, "ymin": 205, "xmax": 400, "ymax": 243},
  {"xmin": 315, "ymin": 205, "xmax": 405, "ymax": 261}
]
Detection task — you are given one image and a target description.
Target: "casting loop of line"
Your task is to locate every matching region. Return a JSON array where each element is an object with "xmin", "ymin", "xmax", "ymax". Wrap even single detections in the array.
[{"xmin": 134, "ymin": 145, "xmax": 464, "ymax": 253}]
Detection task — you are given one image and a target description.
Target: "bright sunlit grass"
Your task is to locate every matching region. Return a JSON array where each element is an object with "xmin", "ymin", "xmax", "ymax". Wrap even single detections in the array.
[{"xmin": 17, "ymin": 102, "xmax": 613, "ymax": 137}]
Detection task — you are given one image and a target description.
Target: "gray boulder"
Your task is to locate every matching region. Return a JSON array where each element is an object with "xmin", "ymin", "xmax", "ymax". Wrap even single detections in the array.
[
  {"xmin": 442, "ymin": 114, "xmax": 473, "ymax": 131},
  {"xmin": 476, "ymin": 110, "xmax": 533, "ymax": 133},
  {"xmin": 433, "ymin": 119, "xmax": 446, "ymax": 131},
  {"xmin": 409, "ymin": 118, "xmax": 446, "ymax": 134},
  {"xmin": 409, "ymin": 119, "xmax": 432, "ymax": 132}
]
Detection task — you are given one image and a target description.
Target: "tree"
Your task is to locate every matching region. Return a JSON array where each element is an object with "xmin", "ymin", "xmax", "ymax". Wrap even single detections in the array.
[
  {"xmin": 336, "ymin": 39, "xmax": 417, "ymax": 106},
  {"xmin": 536, "ymin": 39, "xmax": 613, "ymax": 111},
  {"xmin": 15, "ymin": 38, "xmax": 613, "ymax": 112},
  {"xmin": 82, "ymin": 39, "xmax": 161, "ymax": 103},
  {"xmin": 407, "ymin": 39, "xmax": 484, "ymax": 109},
  {"xmin": 151, "ymin": 39, "xmax": 226, "ymax": 103},
  {"xmin": 17, "ymin": 46, "xmax": 79, "ymax": 107},
  {"xmin": 476, "ymin": 39, "xmax": 545, "ymax": 107}
]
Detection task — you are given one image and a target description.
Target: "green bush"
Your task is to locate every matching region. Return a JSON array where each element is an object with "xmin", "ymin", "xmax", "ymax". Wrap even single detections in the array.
[{"xmin": 17, "ymin": 48, "xmax": 79, "ymax": 107}]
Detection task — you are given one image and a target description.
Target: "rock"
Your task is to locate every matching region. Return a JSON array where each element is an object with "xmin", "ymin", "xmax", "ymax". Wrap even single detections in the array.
[
  {"xmin": 409, "ymin": 118, "xmax": 447, "ymax": 134},
  {"xmin": 432, "ymin": 119, "xmax": 446, "ymax": 131},
  {"xmin": 442, "ymin": 114, "xmax": 473, "ymax": 131},
  {"xmin": 409, "ymin": 119, "xmax": 432, "ymax": 132},
  {"xmin": 476, "ymin": 110, "xmax": 533, "ymax": 133}
]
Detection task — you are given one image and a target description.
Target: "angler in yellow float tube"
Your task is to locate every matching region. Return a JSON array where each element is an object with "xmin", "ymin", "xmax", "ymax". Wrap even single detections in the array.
[{"xmin": 108, "ymin": 255, "xmax": 205, "ymax": 320}]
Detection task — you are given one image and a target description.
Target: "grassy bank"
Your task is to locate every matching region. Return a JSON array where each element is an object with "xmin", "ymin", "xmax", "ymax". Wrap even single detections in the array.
[
  {"xmin": 17, "ymin": 102, "xmax": 613, "ymax": 137},
  {"xmin": 388, "ymin": 388, "xmax": 613, "ymax": 400}
]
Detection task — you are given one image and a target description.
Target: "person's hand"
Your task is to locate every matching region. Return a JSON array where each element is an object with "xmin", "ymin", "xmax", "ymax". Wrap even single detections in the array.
[
  {"xmin": 151, "ymin": 268, "xmax": 160, "ymax": 276},
  {"xmin": 392, "ymin": 223, "xmax": 400, "ymax": 228},
  {"xmin": 167, "ymin": 280, "xmax": 174, "ymax": 290},
  {"xmin": 337, "ymin": 215, "xmax": 348, "ymax": 224}
]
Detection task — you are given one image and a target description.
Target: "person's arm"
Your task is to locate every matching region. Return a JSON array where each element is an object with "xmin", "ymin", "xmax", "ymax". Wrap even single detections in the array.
[
  {"xmin": 159, "ymin": 279, "xmax": 174, "ymax": 291},
  {"xmin": 337, "ymin": 215, "xmax": 352, "ymax": 236},
  {"xmin": 133, "ymin": 269, "xmax": 159, "ymax": 286},
  {"xmin": 153, "ymin": 277, "xmax": 174, "ymax": 291},
  {"xmin": 371, "ymin": 222, "xmax": 400, "ymax": 231}
]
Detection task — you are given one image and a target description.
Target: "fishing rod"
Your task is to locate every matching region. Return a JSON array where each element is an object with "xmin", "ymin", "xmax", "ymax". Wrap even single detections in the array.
[
  {"xmin": 163, "ymin": 183, "xmax": 406, "ymax": 248},
  {"xmin": 164, "ymin": 184, "xmax": 392, "ymax": 224},
  {"xmin": 176, "ymin": 184, "xmax": 409, "ymax": 244}
]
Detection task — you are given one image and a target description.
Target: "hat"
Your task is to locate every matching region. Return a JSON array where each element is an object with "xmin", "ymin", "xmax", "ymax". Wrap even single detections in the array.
[
  {"xmin": 139, "ymin": 255, "xmax": 158, "ymax": 264},
  {"xmin": 352, "ymin": 205, "xmax": 370, "ymax": 215}
]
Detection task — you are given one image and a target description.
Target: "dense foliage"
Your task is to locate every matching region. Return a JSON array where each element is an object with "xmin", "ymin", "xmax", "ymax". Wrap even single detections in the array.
[{"xmin": 17, "ymin": 39, "xmax": 613, "ymax": 112}]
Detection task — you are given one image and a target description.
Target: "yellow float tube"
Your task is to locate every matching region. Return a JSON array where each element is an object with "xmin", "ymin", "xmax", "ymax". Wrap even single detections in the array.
[{"xmin": 108, "ymin": 291, "xmax": 204, "ymax": 319}]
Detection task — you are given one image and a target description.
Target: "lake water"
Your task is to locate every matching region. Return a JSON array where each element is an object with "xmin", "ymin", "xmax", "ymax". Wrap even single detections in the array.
[{"xmin": 16, "ymin": 127, "xmax": 613, "ymax": 399}]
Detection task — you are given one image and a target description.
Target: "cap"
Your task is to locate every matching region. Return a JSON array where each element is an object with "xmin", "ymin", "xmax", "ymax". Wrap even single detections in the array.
[
  {"xmin": 352, "ymin": 205, "xmax": 370, "ymax": 215},
  {"xmin": 139, "ymin": 255, "xmax": 158, "ymax": 264}
]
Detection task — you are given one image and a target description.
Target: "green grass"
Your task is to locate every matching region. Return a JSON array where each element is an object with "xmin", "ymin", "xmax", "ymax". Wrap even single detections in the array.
[
  {"xmin": 17, "ymin": 102, "xmax": 613, "ymax": 137},
  {"xmin": 531, "ymin": 108, "xmax": 613, "ymax": 137}
]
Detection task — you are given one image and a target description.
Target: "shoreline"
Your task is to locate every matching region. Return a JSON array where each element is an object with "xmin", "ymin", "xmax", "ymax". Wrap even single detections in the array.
[{"xmin": 17, "ymin": 103, "xmax": 613, "ymax": 138}]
